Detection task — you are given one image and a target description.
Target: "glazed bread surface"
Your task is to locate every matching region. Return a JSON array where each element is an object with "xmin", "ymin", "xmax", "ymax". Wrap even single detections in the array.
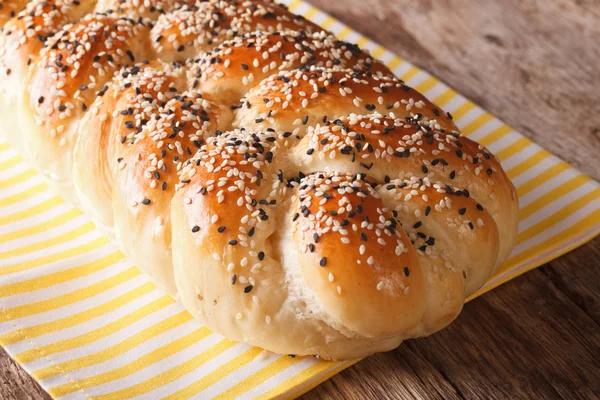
[{"xmin": 0, "ymin": 0, "xmax": 519, "ymax": 359}]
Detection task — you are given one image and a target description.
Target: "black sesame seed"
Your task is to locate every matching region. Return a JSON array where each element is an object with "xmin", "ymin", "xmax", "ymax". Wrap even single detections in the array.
[
  {"xmin": 404, "ymin": 267, "xmax": 410, "ymax": 277},
  {"xmin": 458, "ymin": 208, "xmax": 466, "ymax": 215},
  {"xmin": 191, "ymin": 226, "xmax": 200, "ymax": 233},
  {"xmin": 319, "ymin": 257, "xmax": 327, "ymax": 267},
  {"xmin": 141, "ymin": 199, "xmax": 151, "ymax": 205},
  {"xmin": 244, "ymin": 285, "xmax": 253, "ymax": 293},
  {"xmin": 218, "ymin": 226, "xmax": 226, "ymax": 233},
  {"xmin": 231, "ymin": 274, "xmax": 237, "ymax": 284},
  {"xmin": 229, "ymin": 240, "xmax": 238, "ymax": 245}
]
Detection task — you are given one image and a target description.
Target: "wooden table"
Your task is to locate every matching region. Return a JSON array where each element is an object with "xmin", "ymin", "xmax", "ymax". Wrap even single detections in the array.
[{"xmin": 1, "ymin": 0, "xmax": 599, "ymax": 398}]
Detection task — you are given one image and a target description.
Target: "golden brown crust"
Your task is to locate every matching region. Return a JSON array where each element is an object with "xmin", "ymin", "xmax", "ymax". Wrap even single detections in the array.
[
  {"xmin": 173, "ymin": 128, "xmax": 288, "ymax": 317},
  {"xmin": 0, "ymin": 0, "xmax": 95, "ymax": 94},
  {"xmin": 190, "ymin": 30, "xmax": 393, "ymax": 106},
  {"xmin": 294, "ymin": 113, "xmax": 517, "ymax": 270},
  {"xmin": 94, "ymin": 0, "xmax": 190, "ymax": 19},
  {"xmin": 234, "ymin": 68, "xmax": 458, "ymax": 137},
  {"xmin": 16, "ymin": 13, "xmax": 153, "ymax": 203},
  {"xmin": 112, "ymin": 93, "xmax": 232, "ymax": 294},
  {"xmin": 150, "ymin": 0, "xmax": 323, "ymax": 61},
  {"xmin": 74, "ymin": 61, "xmax": 187, "ymax": 234},
  {"xmin": 28, "ymin": 14, "xmax": 153, "ymax": 133},
  {"xmin": 292, "ymin": 173, "xmax": 426, "ymax": 337},
  {"xmin": 0, "ymin": 0, "xmax": 29, "ymax": 28},
  {"xmin": 376, "ymin": 176, "xmax": 499, "ymax": 297}
]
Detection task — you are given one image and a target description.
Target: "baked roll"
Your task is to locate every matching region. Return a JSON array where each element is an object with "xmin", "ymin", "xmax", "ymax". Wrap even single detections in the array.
[{"xmin": 0, "ymin": 0, "xmax": 518, "ymax": 359}]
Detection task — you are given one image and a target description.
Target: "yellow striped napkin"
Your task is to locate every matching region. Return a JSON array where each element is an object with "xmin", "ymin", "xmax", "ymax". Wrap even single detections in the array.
[{"xmin": 1, "ymin": 0, "xmax": 598, "ymax": 398}]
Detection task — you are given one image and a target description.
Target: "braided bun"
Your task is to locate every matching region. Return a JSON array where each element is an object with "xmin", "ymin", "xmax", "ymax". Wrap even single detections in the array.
[{"xmin": 0, "ymin": 0, "xmax": 518, "ymax": 359}]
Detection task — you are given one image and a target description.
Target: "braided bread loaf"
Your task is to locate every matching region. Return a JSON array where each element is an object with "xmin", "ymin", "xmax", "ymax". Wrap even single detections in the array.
[{"xmin": 0, "ymin": 0, "xmax": 519, "ymax": 359}]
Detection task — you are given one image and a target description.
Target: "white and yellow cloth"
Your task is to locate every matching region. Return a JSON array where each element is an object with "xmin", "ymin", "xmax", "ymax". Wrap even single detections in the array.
[{"xmin": 0, "ymin": 0, "xmax": 598, "ymax": 398}]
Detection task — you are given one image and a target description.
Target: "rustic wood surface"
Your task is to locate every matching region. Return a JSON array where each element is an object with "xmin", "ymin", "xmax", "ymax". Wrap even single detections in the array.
[{"xmin": 1, "ymin": 0, "xmax": 599, "ymax": 399}]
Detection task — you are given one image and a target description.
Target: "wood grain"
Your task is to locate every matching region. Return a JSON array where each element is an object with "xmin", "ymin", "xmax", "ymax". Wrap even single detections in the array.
[
  {"xmin": 1, "ymin": 0, "xmax": 599, "ymax": 399},
  {"xmin": 0, "ymin": 345, "xmax": 49, "ymax": 400}
]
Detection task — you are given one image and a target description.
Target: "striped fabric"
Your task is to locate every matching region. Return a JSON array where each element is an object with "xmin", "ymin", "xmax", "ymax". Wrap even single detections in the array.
[{"xmin": 0, "ymin": 0, "xmax": 598, "ymax": 398}]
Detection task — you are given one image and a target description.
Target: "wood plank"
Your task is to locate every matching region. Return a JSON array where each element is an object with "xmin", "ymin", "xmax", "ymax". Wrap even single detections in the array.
[{"xmin": 0, "ymin": 346, "xmax": 50, "ymax": 400}]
